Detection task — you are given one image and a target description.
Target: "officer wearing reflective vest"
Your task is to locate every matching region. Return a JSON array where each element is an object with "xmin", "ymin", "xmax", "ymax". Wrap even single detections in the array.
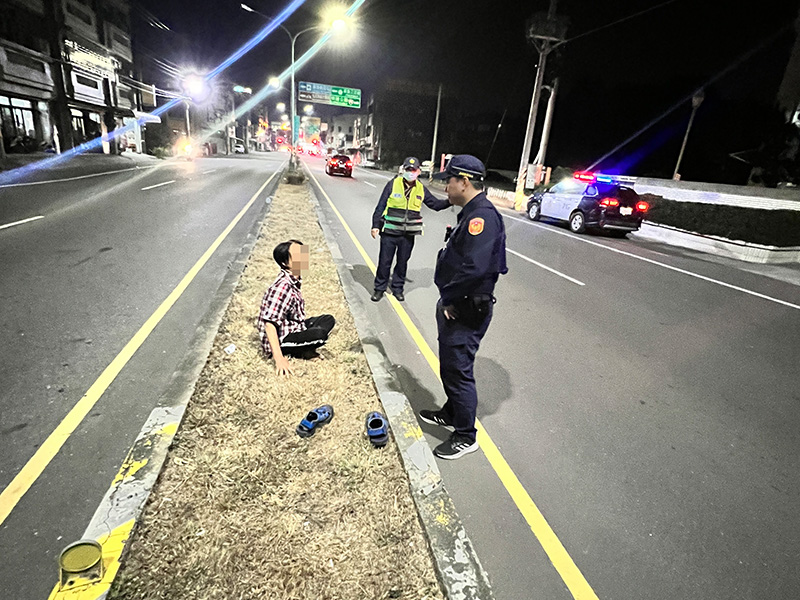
[
  {"xmin": 418, "ymin": 155, "xmax": 508, "ymax": 460},
  {"xmin": 370, "ymin": 156, "xmax": 449, "ymax": 302}
]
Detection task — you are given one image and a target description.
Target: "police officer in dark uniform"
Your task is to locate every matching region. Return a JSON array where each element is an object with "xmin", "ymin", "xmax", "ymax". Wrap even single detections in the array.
[
  {"xmin": 370, "ymin": 156, "xmax": 450, "ymax": 302},
  {"xmin": 418, "ymin": 155, "xmax": 507, "ymax": 459}
]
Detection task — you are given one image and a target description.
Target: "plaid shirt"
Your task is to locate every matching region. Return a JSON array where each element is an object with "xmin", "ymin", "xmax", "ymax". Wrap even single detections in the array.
[{"xmin": 256, "ymin": 269, "xmax": 306, "ymax": 355}]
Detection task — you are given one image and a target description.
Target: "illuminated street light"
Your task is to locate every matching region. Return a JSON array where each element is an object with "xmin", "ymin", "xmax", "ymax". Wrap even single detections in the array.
[
  {"xmin": 240, "ymin": 3, "xmax": 354, "ymax": 161},
  {"xmin": 233, "ymin": 85, "xmax": 252, "ymax": 94},
  {"xmin": 303, "ymin": 104, "xmax": 314, "ymax": 115},
  {"xmin": 281, "ymin": 114, "xmax": 289, "ymax": 121},
  {"xmin": 181, "ymin": 73, "xmax": 210, "ymax": 102},
  {"xmin": 268, "ymin": 76, "xmax": 281, "ymax": 88},
  {"xmin": 276, "ymin": 102, "xmax": 286, "ymax": 112}
]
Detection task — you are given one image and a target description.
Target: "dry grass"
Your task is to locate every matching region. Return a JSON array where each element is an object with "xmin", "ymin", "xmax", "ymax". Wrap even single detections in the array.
[{"xmin": 108, "ymin": 182, "xmax": 444, "ymax": 600}]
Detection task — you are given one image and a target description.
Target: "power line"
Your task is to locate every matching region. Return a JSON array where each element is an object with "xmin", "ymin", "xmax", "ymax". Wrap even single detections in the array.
[{"xmin": 559, "ymin": 0, "xmax": 682, "ymax": 47}]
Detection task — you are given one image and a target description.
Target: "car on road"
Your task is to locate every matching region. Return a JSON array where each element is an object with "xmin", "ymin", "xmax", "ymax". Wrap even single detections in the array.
[
  {"xmin": 527, "ymin": 171, "xmax": 649, "ymax": 236},
  {"xmin": 325, "ymin": 154, "xmax": 353, "ymax": 177},
  {"xmin": 234, "ymin": 142, "xmax": 245, "ymax": 154}
]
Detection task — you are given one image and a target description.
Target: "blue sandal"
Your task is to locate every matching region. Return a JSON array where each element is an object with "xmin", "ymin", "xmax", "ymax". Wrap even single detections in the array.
[
  {"xmin": 296, "ymin": 405, "xmax": 335, "ymax": 438},
  {"xmin": 365, "ymin": 411, "xmax": 389, "ymax": 447}
]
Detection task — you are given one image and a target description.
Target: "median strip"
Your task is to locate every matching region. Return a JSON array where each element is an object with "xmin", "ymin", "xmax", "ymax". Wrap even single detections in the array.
[{"xmin": 105, "ymin": 181, "xmax": 447, "ymax": 600}]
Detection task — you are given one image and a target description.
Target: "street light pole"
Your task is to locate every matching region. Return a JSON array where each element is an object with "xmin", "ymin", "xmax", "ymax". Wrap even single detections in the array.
[
  {"xmin": 673, "ymin": 89, "xmax": 705, "ymax": 180},
  {"xmin": 429, "ymin": 83, "xmax": 442, "ymax": 180}
]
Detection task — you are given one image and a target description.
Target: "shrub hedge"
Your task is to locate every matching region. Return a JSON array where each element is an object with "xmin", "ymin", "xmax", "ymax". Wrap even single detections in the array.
[{"xmin": 641, "ymin": 194, "xmax": 800, "ymax": 247}]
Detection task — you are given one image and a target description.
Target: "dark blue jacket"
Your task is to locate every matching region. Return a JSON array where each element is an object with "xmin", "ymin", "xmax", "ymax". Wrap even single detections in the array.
[
  {"xmin": 371, "ymin": 176, "xmax": 450, "ymax": 232},
  {"xmin": 434, "ymin": 192, "xmax": 508, "ymax": 305}
]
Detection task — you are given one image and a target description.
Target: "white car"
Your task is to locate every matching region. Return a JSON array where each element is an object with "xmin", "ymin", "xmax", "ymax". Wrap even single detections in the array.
[{"xmin": 234, "ymin": 142, "xmax": 246, "ymax": 154}]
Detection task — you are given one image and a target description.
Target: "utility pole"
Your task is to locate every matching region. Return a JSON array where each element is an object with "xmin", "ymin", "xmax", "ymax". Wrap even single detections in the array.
[
  {"xmin": 533, "ymin": 77, "xmax": 558, "ymax": 165},
  {"xmin": 514, "ymin": 1, "xmax": 568, "ymax": 209},
  {"xmin": 673, "ymin": 89, "xmax": 704, "ymax": 180},
  {"xmin": 429, "ymin": 83, "xmax": 442, "ymax": 180}
]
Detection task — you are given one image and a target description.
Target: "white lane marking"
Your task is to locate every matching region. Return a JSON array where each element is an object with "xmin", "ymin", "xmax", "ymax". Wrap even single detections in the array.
[
  {"xmin": 202, "ymin": 169, "xmax": 217, "ymax": 174},
  {"xmin": 0, "ymin": 215, "xmax": 44, "ymax": 231},
  {"xmin": 0, "ymin": 165, "xmax": 157, "ymax": 189},
  {"xmin": 508, "ymin": 248, "xmax": 585, "ymax": 286},
  {"xmin": 503, "ymin": 212, "xmax": 800, "ymax": 311},
  {"xmin": 364, "ymin": 181, "xmax": 376, "ymax": 188},
  {"xmin": 141, "ymin": 180, "xmax": 176, "ymax": 191}
]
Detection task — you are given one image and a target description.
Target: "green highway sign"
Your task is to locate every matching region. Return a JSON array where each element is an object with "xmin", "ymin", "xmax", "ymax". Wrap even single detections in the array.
[{"xmin": 298, "ymin": 81, "xmax": 361, "ymax": 109}]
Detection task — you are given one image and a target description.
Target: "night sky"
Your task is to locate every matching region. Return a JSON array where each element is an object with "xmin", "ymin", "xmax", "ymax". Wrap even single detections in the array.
[{"xmin": 135, "ymin": 0, "xmax": 800, "ymax": 179}]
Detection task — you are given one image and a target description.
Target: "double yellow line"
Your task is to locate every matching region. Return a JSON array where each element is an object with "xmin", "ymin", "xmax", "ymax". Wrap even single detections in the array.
[{"xmin": 306, "ymin": 167, "xmax": 600, "ymax": 600}]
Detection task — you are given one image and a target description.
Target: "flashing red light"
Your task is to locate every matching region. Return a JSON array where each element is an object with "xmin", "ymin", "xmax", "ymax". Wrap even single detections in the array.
[
  {"xmin": 277, "ymin": 136, "xmax": 284, "ymax": 144},
  {"xmin": 312, "ymin": 138, "xmax": 319, "ymax": 145},
  {"xmin": 574, "ymin": 171, "xmax": 595, "ymax": 182},
  {"xmin": 636, "ymin": 201, "xmax": 649, "ymax": 212},
  {"xmin": 599, "ymin": 197, "xmax": 619, "ymax": 207}
]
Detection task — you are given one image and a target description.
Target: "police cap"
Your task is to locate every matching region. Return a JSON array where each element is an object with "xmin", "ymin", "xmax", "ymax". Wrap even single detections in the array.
[
  {"xmin": 433, "ymin": 154, "xmax": 486, "ymax": 182},
  {"xmin": 402, "ymin": 156, "xmax": 421, "ymax": 170}
]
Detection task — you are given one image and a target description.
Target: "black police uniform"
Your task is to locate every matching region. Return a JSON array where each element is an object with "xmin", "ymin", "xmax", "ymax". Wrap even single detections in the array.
[
  {"xmin": 371, "ymin": 177, "xmax": 449, "ymax": 295},
  {"xmin": 434, "ymin": 191, "xmax": 507, "ymax": 443}
]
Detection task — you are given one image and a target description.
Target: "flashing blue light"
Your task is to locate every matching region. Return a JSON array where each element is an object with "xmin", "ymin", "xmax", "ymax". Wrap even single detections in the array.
[{"xmin": 595, "ymin": 175, "xmax": 614, "ymax": 183}]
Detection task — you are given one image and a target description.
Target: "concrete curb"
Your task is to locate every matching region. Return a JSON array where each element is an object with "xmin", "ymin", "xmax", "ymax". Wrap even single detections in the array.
[
  {"xmin": 49, "ymin": 169, "xmax": 284, "ymax": 600},
  {"xmin": 632, "ymin": 221, "xmax": 800, "ymax": 265},
  {"xmin": 305, "ymin": 177, "xmax": 494, "ymax": 600}
]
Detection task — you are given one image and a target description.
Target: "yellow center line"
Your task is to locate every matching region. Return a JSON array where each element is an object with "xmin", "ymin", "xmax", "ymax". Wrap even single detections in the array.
[
  {"xmin": 306, "ymin": 165, "xmax": 600, "ymax": 600},
  {"xmin": 0, "ymin": 169, "xmax": 280, "ymax": 528}
]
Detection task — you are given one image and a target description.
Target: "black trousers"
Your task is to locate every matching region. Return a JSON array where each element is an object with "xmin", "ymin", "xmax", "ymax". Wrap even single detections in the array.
[
  {"xmin": 280, "ymin": 315, "xmax": 336, "ymax": 357},
  {"xmin": 374, "ymin": 233, "xmax": 415, "ymax": 294},
  {"xmin": 436, "ymin": 299, "xmax": 493, "ymax": 443}
]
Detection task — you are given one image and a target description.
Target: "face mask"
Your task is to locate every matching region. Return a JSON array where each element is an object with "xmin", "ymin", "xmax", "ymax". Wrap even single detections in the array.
[{"xmin": 403, "ymin": 170, "xmax": 419, "ymax": 182}]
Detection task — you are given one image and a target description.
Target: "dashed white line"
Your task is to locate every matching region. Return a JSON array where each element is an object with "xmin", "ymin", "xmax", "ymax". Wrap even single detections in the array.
[
  {"xmin": 503, "ymin": 212, "xmax": 800, "ymax": 311},
  {"xmin": 202, "ymin": 169, "xmax": 217, "ymax": 174},
  {"xmin": 0, "ymin": 215, "xmax": 44, "ymax": 231},
  {"xmin": 364, "ymin": 181, "xmax": 377, "ymax": 188},
  {"xmin": 0, "ymin": 165, "xmax": 158, "ymax": 189},
  {"xmin": 141, "ymin": 180, "xmax": 176, "ymax": 191},
  {"xmin": 507, "ymin": 248, "xmax": 585, "ymax": 286}
]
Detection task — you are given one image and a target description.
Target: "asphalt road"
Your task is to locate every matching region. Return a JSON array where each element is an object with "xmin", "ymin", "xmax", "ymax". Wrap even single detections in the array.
[
  {"xmin": 0, "ymin": 153, "xmax": 286, "ymax": 599},
  {"xmin": 304, "ymin": 156, "xmax": 800, "ymax": 600}
]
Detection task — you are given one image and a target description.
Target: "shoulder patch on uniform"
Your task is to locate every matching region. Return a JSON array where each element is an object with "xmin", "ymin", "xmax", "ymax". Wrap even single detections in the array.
[{"xmin": 468, "ymin": 217, "xmax": 485, "ymax": 235}]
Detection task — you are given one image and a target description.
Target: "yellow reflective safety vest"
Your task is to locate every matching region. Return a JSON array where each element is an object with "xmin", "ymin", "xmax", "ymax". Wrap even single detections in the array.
[{"xmin": 382, "ymin": 177, "xmax": 425, "ymax": 235}]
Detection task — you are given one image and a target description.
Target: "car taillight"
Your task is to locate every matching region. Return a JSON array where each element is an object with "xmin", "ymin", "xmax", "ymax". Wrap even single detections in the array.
[
  {"xmin": 599, "ymin": 197, "xmax": 619, "ymax": 207},
  {"xmin": 636, "ymin": 201, "xmax": 649, "ymax": 212},
  {"xmin": 346, "ymin": 161, "xmax": 352, "ymax": 167},
  {"xmin": 331, "ymin": 160, "xmax": 338, "ymax": 164}
]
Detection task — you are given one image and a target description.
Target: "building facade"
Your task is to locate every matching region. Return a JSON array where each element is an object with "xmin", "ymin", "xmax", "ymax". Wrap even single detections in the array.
[{"xmin": 0, "ymin": 0, "xmax": 153, "ymax": 155}]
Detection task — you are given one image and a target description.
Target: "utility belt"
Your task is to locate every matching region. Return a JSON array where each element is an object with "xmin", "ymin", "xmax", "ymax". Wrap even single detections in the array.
[{"xmin": 448, "ymin": 294, "xmax": 495, "ymax": 329}]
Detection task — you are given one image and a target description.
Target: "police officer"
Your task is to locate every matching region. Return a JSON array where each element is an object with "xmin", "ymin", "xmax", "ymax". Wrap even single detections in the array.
[
  {"xmin": 418, "ymin": 155, "xmax": 507, "ymax": 459},
  {"xmin": 370, "ymin": 156, "xmax": 449, "ymax": 302}
]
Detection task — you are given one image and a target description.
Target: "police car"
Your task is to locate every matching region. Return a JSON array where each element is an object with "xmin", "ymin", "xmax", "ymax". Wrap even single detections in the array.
[{"xmin": 527, "ymin": 171, "xmax": 649, "ymax": 235}]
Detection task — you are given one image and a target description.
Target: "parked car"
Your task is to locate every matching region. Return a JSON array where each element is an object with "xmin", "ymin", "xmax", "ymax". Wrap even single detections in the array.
[
  {"xmin": 527, "ymin": 171, "xmax": 649, "ymax": 236},
  {"xmin": 234, "ymin": 142, "xmax": 246, "ymax": 154},
  {"xmin": 325, "ymin": 154, "xmax": 353, "ymax": 177}
]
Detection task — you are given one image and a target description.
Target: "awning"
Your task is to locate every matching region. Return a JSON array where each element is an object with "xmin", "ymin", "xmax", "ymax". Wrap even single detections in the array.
[{"xmin": 132, "ymin": 110, "xmax": 161, "ymax": 124}]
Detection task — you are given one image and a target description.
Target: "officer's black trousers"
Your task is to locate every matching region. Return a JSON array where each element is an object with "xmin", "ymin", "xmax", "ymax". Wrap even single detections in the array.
[
  {"xmin": 436, "ymin": 300, "xmax": 493, "ymax": 442},
  {"xmin": 374, "ymin": 233, "xmax": 415, "ymax": 293}
]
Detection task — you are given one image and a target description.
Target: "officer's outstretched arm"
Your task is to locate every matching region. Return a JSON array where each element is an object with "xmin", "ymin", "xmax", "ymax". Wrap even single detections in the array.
[{"xmin": 422, "ymin": 187, "xmax": 450, "ymax": 211}]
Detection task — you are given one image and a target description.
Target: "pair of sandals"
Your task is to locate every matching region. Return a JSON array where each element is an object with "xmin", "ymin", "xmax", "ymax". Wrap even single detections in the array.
[{"xmin": 296, "ymin": 405, "xmax": 389, "ymax": 448}]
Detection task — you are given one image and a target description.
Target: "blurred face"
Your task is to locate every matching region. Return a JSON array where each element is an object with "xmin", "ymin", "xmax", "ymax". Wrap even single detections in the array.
[{"xmin": 288, "ymin": 243, "xmax": 310, "ymax": 278}]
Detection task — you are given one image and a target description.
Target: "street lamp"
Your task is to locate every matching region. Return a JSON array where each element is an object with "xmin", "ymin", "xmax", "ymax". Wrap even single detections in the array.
[
  {"xmin": 240, "ymin": 3, "xmax": 351, "ymax": 164},
  {"xmin": 303, "ymin": 104, "xmax": 314, "ymax": 115},
  {"xmin": 673, "ymin": 89, "xmax": 705, "ymax": 180},
  {"xmin": 276, "ymin": 102, "xmax": 286, "ymax": 113}
]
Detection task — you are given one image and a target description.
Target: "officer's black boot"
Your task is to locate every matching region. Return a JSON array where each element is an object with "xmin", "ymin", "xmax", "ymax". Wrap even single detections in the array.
[{"xmin": 371, "ymin": 290, "xmax": 384, "ymax": 302}]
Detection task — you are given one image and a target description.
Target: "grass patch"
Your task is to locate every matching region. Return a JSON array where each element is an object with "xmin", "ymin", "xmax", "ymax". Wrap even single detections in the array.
[{"xmin": 108, "ymin": 182, "xmax": 444, "ymax": 600}]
